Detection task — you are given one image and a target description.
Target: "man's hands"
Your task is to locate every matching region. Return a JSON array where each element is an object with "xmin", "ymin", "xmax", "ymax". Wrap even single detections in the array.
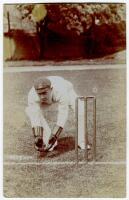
[
  {"xmin": 44, "ymin": 125, "xmax": 63, "ymax": 151},
  {"xmin": 49, "ymin": 125, "xmax": 63, "ymax": 144},
  {"xmin": 50, "ymin": 125, "xmax": 63, "ymax": 140},
  {"xmin": 32, "ymin": 127, "xmax": 44, "ymax": 151},
  {"xmin": 32, "ymin": 126, "xmax": 63, "ymax": 152},
  {"xmin": 48, "ymin": 134, "xmax": 57, "ymax": 145}
]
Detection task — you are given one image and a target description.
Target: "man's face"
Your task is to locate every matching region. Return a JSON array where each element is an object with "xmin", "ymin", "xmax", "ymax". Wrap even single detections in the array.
[{"xmin": 36, "ymin": 87, "xmax": 53, "ymax": 105}]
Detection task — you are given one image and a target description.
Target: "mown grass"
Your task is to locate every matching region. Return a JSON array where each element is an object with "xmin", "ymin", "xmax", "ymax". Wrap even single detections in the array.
[{"xmin": 3, "ymin": 164, "xmax": 126, "ymax": 198}]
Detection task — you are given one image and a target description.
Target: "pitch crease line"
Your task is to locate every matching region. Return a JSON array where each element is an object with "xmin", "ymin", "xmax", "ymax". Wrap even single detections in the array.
[{"xmin": 4, "ymin": 161, "xmax": 126, "ymax": 165}]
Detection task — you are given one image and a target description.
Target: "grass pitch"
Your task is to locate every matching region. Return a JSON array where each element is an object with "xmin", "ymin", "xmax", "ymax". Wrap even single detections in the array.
[{"xmin": 3, "ymin": 67, "xmax": 126, "ymax": 197}]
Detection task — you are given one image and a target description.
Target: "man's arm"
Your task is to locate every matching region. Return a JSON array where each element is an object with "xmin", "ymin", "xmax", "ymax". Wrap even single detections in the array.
[
  {"xmin": 26, "ymin": 87, "xmax": 45, "ymax": 151},
  {"xmin": 45, "ymin": 94, "xmax": 69, "ymax": 151}
]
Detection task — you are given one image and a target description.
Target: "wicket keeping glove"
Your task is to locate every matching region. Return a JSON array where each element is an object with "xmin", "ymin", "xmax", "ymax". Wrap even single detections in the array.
[{"xmin": 45, "ymin": 126, "xmax": 63, "ymax": 151}]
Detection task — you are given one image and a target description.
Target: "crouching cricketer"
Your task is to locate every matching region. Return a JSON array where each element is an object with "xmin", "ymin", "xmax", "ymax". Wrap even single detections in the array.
[{"xmin": 25, "ymin": 76, "xmax": 88, "ymax": 152}]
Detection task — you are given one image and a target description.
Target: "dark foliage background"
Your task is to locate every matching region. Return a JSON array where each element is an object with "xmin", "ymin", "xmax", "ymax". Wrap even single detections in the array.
[{"xmin": 4, "ymin": 3, "xmax": 126, "ymax": 60}]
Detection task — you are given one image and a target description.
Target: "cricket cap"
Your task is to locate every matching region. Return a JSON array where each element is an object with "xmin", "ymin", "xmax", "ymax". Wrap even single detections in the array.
[{"xmin": 34, "ymin": 77, "xmax": 51, "ymax": 90}]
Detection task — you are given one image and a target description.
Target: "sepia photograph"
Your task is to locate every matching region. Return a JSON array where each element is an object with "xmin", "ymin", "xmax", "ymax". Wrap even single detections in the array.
[{"xmin": 3, "ymin": 1, "xmax": 126, "ymax": 198}]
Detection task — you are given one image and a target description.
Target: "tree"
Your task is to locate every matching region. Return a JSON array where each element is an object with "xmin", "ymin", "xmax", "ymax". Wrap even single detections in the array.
[
  {"xmin": 45, "ymin": 3, "xmax": 125, "ymax": 37},
  {"xmin": 15, "ymin": 3, "xmax": 125, "ymax": 36},
  {"xmin": 5, "ymin": 3, "xmax": 126, "ymax": 59}
]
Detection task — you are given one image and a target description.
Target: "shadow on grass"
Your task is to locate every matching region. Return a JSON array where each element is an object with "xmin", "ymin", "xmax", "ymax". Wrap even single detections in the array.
[{"xmin": 40, "ymin": 136, "xmax": 75, "ymax": 158}]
